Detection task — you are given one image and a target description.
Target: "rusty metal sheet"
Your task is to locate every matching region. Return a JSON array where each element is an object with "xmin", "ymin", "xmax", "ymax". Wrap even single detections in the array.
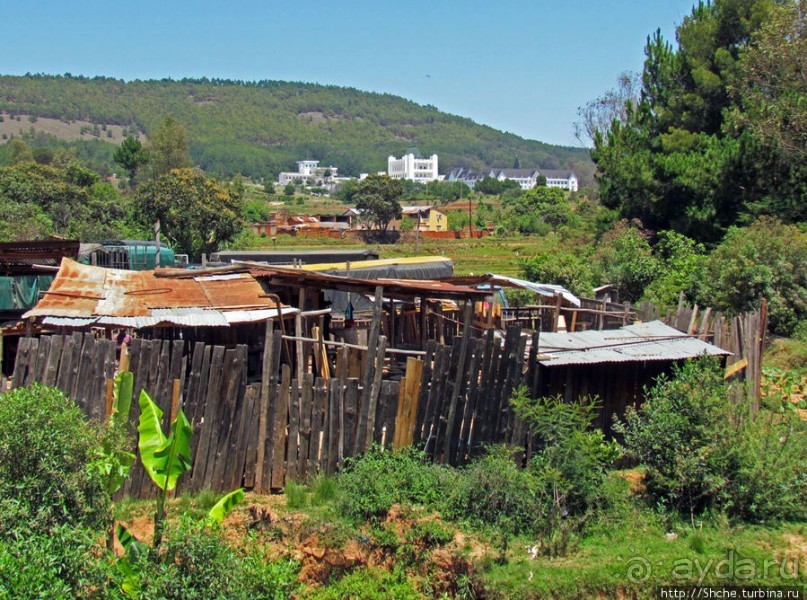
[{"xmin": 24, "ymin": 258, "xmax": 280, "ymax": 320}]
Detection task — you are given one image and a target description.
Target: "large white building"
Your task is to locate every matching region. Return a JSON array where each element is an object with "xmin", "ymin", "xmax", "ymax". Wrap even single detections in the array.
[
  {"xmin": 446, "ymin": 167, "xmax": 578, "ymax": 192},
  {"xmin": 278, "ymin": 160, "xmax": 339, "ymax": 186},
  {"xmin": 387, "ymin": 150, "xmax": 440, "ymax": 183}
]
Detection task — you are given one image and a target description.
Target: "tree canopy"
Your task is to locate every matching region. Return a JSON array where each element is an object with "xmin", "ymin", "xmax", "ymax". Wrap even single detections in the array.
[
  {"xmin": 0, "ymin": 161, "xmax": 130, "ymax": 241},
  {"xmin": 591, "ymin": 0, "xmax": 805, "ymax": 244},
  {"xmin": 133, "ymin": 168, "xmax": 244, "ymax": 259},
  {"xmin": 354, "ymin": 174, "xmax": 403, "ymax": 232}
]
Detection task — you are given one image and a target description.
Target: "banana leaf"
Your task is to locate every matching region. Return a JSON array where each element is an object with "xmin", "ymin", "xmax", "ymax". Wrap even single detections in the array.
[
  {"xmin": 207, "ymin": 488, "xmax": 245, "ymax": 525},
  {"xmin": 137, "ymin": 390, "xmax": 193, "ymax": 492}
]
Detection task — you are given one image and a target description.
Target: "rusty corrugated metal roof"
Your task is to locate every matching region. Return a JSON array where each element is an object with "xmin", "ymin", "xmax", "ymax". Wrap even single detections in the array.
[
  {"xmin": 24, "ymin": 258, "xmax": 290, "ymax": 324},
  {"xmin": 246, "ymin": 264, "xmax": 488, "ymax": 301}
]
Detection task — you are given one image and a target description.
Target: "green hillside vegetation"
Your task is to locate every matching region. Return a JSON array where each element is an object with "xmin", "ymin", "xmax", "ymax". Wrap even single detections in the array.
[{"xmin": 0, "ymin": 74, "xmax": 592, "ymax": 182}]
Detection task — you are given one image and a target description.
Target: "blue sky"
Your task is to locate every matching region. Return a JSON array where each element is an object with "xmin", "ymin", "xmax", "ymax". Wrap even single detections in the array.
[{"xmin": 1, "ymin": 1, "xmax": 696, "ymax": 147}]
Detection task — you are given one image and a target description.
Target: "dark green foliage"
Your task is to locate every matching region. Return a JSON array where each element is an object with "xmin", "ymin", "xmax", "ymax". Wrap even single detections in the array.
[
  {"xmin": 700, "ymin": 217, "xmax": 807, "ymax": 336},
  {"xmin": 0, "ymin": 74, "xmax": 590, "ymax": 181},
  {"xmin": 641, "ymin": 230, "xmax": 708, "ymax": 309},
  {"xmin": 133, "ymin": 167, "xmax": 244, "ymax": 260},
  {"xmin": 444, "ymin": 445, "xmax": 541, "ymax": 539},
  {"xmin": 503, "ymin": 186, "xmax": 578, "ymax": 233},
  {"xmin": 0, "ymin": 384, "xmax": 110, "ymax": 535},
  {"xmin": 521, "ymin": 250, "xmax": 596, "ymax": 297},
  {"xmin": 615, "ymin": 357, "xmax": 807, "ymax": 522},
  {"xmin": 353, "ymin": 174, "xmax": 403, "ymax": 232},
  {"xmin": 337, "ymin": 446, "xmax": 450, "ymax": 521},
  {"xmin": 0, "ymin": 385, "xmax": 113, "ymax": 598},
  {"xmin": 0, "ymin": 524, "xmax": 111, "ymax": 599},
  {"xmin": 474, "ymin": 176, "xmax": 522, "ymax": 196},
  {"xmin": 0, "ymin": 161, "xmax": 130, "ymax": 241},
  {"xmin": 590, "ymin": 220, "xmax": 659, "ymax": 303},
  {"xmin": 113, "ymin": 136, "xmax": 148, "ymax": 178},
  {"xmin": 511, "ymin": 391, "xmax": 619, "ymax": 555},
  {"xmin": 591, "ymin": 0, "xmax": 803, "ymax": 243},
  {"xmin": 129, "ymin": 517, "xmax": 300, "ymax": 599}
]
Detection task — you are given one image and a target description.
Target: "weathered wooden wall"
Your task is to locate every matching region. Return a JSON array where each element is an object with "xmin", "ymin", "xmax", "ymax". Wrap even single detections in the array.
[{"xmin": 6, "ymin": 300, "xmax": 765, "ymax": 497}]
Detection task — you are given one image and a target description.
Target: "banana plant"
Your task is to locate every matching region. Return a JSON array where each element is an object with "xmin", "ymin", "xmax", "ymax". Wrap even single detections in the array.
[{"xmin": 137, "ymin": 389, "xmax": 193, "ymax": 547}]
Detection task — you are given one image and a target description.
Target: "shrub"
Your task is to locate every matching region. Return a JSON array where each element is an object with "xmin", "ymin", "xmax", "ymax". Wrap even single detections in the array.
[
  {"xmin": 614, "ymin": 359, "xmax": 734, "ymax": 516},
  {"xmin": 512, "ymin": 390, "xmax": 619, "ymax": 555},
  {"xmin": 132, "ymin": 517, "xmax": 300, "ymax": 599},
  {"xmin": 337, "ymin": 446, "xmax": 450, "ymax": 521},
  {"xmin": 591, "ymin": 219, "xmax": 659, "ymax": 303},
  {"xmin": 0, "ymin": 384, "xmax": 109, "ymax": 535},
  {"xmin": 521, "ymin": 250, "xmax": 595, "ymax": 297},
  {"xmin": 0, "ymin": 524, "xmax": 110, "ymax": 598},
  {"xmin": 701, "ymin": 217, "xmax": 807, "ymax": 336},
  {"xmin": 444, "ymin": 445, "xmax": 541, "ymax": 541},
  {"xmin": 615, "ymin": 357, "xmax": 807, "ymax": 522}
]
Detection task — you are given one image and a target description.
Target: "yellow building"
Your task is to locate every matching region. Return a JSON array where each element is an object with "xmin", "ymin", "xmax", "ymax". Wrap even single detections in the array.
[{"xmin": 401, "ymin": 205, "xmax": 448, "ymax": 232}]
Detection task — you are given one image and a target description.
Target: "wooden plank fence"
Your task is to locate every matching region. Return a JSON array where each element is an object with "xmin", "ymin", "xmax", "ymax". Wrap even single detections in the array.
[{"xmin": 4, "ymin": 299, "xmax": 766, "ymax": 497}]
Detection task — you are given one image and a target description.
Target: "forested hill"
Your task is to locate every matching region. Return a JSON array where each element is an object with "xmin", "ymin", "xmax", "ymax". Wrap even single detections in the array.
[{"xmin": 0, "ymin": 74, "xmax": 592, "ymax": 182}]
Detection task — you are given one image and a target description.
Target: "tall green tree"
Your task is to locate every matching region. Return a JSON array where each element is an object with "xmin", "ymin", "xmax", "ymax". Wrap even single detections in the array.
[
  {"xmin": 147, "ymin": 115, "xmax": 191, "ymax": 179},
  {"xmin": 113, "ymin": 136, "xmax": 148, "ymax": 179},
  {"xmin": 0, "ymin": 161, "xmax": 128, "ymax": 240},
  {"xmin": 133, "ymin": 168, "xmax": 244, "ymax": 259},
  {"xmin": 354, "ymin": 174, "xmax": 403, "ymax": 232},
  {"xmin": 590, "ymin": 0, "xmax": 803, "ymax": 244}
]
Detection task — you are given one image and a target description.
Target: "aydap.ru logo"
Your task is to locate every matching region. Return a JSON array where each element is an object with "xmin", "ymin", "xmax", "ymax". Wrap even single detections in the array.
[{"xmin": 621, "ymin": 547, "xmax": 803, "ymax": 584}]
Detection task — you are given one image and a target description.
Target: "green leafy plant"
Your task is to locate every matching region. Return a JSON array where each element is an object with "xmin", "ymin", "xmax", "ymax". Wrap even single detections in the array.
[
  {"xmin": 0, "ymin": 384, "xmax": 109, "ymax": 535},
  {"xmin": 337, "ymin": 446, "xmax": 450, "ymax": 522},
  {"xmin": 136, "ymin": 389, "xmax": 193, "ymax": 547}
]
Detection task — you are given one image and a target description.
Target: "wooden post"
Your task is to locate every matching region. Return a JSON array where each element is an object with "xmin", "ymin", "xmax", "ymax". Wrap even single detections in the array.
[
  {"xmin": 170, "ymin": 379, "xmax": 182, "ymax": 422},
  {"xmin": 553, "ymin": 293, "xmax": 562, "ymax": 332},
  {"xmin": 254, "ymin": 320, "xmax": 274, "ymax": 493},
  {"xmin": 119, "ymin": 342, "xmax": 130, "ymax": 372},
  {"xmin": 441, "ymin": 301, "xmax": 473, "ymax": 461},
  {"xmin": 295, "ymin": 313, "xmax": 305, "ymax": 381},
  {"xmin": 105, "ymin": 379, "xmax": 115, "ymax": 419},
  {"xmin": 363, "ymin": 335, "xmax": 388, "ymax": 450},
  {"xmin": 357, "ymin": 286, "xmax": 384, "ymax": 450}
]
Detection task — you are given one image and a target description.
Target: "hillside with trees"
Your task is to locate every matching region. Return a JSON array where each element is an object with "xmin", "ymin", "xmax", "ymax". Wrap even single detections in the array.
[{"xmin": 0, "ymin": 74, "xmax": 592, "ymax": 182}]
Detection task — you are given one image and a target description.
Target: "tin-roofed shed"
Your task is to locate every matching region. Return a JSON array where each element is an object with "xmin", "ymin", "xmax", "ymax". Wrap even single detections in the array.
[{"xmin": 534, "ymin": 321, "xmax": 731, "ymax": 435}]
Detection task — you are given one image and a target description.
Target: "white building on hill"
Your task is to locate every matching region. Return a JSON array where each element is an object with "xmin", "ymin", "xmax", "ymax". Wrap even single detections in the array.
[
  {"xmin": 278, "ymin": 160, "xmax": 339, "ymax": 186},
  {"xmin": 387, "ymin": 149, "xmax": 440, "ymax": 182}
]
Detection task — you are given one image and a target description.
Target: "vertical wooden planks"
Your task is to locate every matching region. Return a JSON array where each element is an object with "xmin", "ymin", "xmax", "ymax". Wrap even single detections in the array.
[{"xmin": 270, "ymin": 364, "xmax": 291, "ymax": 490}]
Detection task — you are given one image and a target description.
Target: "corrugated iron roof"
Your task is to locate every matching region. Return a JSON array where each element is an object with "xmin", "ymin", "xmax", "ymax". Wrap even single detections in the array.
[
  {"xmin": 246, "ymin": 264, "xmax": 488, "ymax": 301},
  {"xmin": 25, "ymin": 258, "xmax": 295, "ymax": 327},
  {"xmin": 537, "ymin": 320, "xmax": 730, "ymax": 366},
  {"xmin": 442, "ymin": 274, "xmax": 581, "ymax": 307}
]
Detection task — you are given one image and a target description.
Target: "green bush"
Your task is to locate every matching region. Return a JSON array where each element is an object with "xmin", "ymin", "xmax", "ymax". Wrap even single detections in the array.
[
  {"xmin": 591, "ymin": 220, "xmax": 659, "ymax": 303},
  {"xmin": 132, "ymin": 517, "xmax": 300, "ymax": 599},
  {"xmin": 615, "ymin": 357, "xmax": 807, "ymax": 522},
  {"xmin": 615, "ymin": 359, "xmax": 734, "ymax": 516},
  {"xmin": 521, "ymin": 250, "xmax": 595, "ymax": 297},
  {"xmin": 0, "ymin": 524, "xmax": 110, "ymax": 599},
  {"xmin": 701, "ymin": 217, "xmax": 807, "ymax": 336},
  {"xmin": 337, "ymin": 446, "xmax": 451, "ymax": 521},
  {"xmin": 444, "ymin": 445, "xmax": 541, "ymax": 538},
  {"xmin": 0, "ymin": 384, "xmax": 109, "ymax": 535}
]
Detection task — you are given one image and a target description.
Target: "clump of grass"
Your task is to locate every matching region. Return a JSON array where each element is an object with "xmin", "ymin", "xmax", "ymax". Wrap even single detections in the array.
[
  {"xmin": 311, "ymin": 476, "xmax": 337, "ymax": 506},
  {"xmin": 285, "ymin": 481, "xmax": 308, "ymax": 510}
]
